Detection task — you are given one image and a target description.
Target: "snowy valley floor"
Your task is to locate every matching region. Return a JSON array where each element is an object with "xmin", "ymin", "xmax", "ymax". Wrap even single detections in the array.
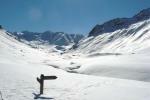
[
  {"xmin": 0, "ymin": 31, "xmax": 150, "ymax": 100},
  {"xmin": 1, "ymin": 49, "xmax": 150, "ymax": 100}
]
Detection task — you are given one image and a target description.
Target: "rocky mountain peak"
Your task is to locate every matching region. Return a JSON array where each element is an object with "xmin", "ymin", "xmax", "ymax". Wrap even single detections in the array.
[
  {"xmin": 133, "ymin": 8, "xmax": 150, "ymax": 21},
  {"xmin": 89, "ymin": 8, "xmax": 150, "ymax": 37}
]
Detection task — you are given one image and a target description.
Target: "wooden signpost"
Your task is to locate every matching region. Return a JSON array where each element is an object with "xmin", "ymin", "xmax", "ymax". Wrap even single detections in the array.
[{"xmin": 37, "ymin": 74, "xmax": 57, "ymax": 94}]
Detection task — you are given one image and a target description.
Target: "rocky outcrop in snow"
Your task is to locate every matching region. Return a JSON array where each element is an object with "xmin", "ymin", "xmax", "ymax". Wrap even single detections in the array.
[{"xmin": 89, "ymin": 8, "xmax": 150, "ymax": 37}]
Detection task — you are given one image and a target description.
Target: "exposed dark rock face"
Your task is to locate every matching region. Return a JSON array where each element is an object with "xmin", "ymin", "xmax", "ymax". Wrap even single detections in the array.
[
  {"xmin": 89, "ymin": 8, "xmax": 150, "ymax": 37},
  {"xmin": 12, "ymin": 31, "xmax": 84, "ymax": 46}
]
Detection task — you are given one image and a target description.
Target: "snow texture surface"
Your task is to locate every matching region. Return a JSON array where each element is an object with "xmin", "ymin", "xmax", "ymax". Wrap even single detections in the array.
[{"xmin": 0, "ymin": 29, "xmax": 150, "ymax": 100}]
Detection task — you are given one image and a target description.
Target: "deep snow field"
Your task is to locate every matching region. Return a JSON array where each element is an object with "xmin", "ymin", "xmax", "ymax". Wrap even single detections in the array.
[{"xmin": 0, "ymin": 29, "xmax": 150, "ymax": 100}]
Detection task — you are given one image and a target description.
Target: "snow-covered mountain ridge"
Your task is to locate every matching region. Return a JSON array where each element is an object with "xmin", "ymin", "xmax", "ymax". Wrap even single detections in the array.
[
  {"xmin": 89, "ymin": 8, "xmax": 150, "ymax": 37},
  {"xmin": 74, "ymin": 8, "xmax": 150, "ymax": 54},
  {"xmin": 11, "ymin": 30, "xmax": 84, "ymax": 51}
]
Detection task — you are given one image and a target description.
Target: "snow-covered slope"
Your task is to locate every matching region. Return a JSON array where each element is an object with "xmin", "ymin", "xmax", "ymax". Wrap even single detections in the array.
[
  {"xmin": 74, "ymin": 8, "xmax": 150, "ymax": 54},
  {"xmin": 1, "ymin": 28, "xmax": 150, "ymax": 100}
]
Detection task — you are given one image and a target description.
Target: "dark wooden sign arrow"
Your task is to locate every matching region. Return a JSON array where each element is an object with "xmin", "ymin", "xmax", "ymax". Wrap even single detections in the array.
[{"xmin": 37, "ymin": 74, "xmax": 57, "ymax": 94}]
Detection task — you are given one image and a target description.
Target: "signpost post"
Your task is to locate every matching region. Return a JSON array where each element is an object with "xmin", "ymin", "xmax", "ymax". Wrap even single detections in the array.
[{"xmin": 37, "ymin": 74, "xmax": 57, "ymax": 94}]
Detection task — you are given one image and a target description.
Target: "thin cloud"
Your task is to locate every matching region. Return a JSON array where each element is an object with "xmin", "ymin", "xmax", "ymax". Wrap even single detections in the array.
[{"xmin": 28, "ymin": 8, "xmax": 42, "ymax": 21}]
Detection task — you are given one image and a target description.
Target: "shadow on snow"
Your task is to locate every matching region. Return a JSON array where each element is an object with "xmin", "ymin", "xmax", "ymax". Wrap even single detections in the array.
[{"xmin": 33, "ymin": 93, "xmax": 54, "ymax": 100}]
